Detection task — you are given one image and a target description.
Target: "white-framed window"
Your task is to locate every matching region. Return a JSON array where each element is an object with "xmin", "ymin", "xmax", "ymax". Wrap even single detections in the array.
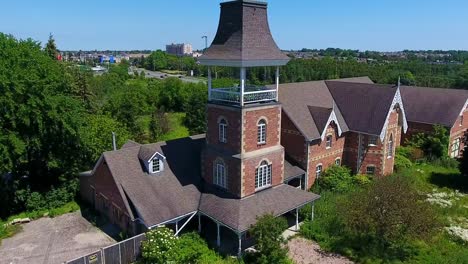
[
  {"xmin": 255, "ymin": 160, "xmax": 271, "ymax": 190},
  {"xmin": 451, "ymin": 138, "xmax": 461, "ymax": 158},
  {"xmin": 335, "ymin": 158, "xmax": 341, "ymax": 166},
  {"xmin": 387, "ymin": 134, "xmax": 394, "ymax": 158},
  {"xmin": 326, "ymin": 135, "xmax": 332, "ymax": 149},
  {"xmin": 219, "ymin": 119, "xmax": 227, "ymax": 143},
  {"xmin": 214, "ymin": 160, "xmax": 227, "ymax": 188},
  {"xmin": 316, "ymin": 164, "xmax": 323, "ymax": 178},
  {"xmin": 460, "ymin": 115, "xmax": 464, "ymax": 126},
  {"xmin": 257, "ymin": 119, "xmax": 267, "ymax": 144},
  {"xmin": 151, "ymin": 158, "xmax": 161, "ymax": 173},
  {"xmin": 366, "ymin": 166, "xmax": 376, "ymax": 175},
  {"xmin": 368, "ymin": 136, "xmax": 378, "ymax": 146}
]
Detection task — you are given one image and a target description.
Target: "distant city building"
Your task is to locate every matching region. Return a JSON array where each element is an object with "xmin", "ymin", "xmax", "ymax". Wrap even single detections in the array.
[{"xmin": 166, "ymin": 43, "xmax": 193, "ymax": 56}]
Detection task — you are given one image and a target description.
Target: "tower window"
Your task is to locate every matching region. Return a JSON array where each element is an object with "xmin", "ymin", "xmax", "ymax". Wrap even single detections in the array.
[
  {"xmin": 255, "ymin": 161, "xmax": 272, "ymax": 190},
  {"xmin": 257, "ymin": 119, "xmax": 267, "ymax": 144},
  {"xmin": 326, "ymin": 135, "xmax": 332, "ymax": 149},
  {"xmin": 151, "ymin": 158, "xmax": 161, "ymax": 173},
  {"xmin": 214, "ymin": 160, "xmax": 227, "ymax": 188},
  {"xmin": 219, "ymin": 119, "xmax": 227, "ymax": 143},
  {"xmin": 387, "ymin": 134, "xmax": 394, "ymax": 158}
]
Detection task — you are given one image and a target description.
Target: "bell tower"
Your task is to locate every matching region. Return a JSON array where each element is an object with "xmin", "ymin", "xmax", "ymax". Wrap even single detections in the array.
[{"xmin": 200, "ymin": 0, "xmax": 290, "ymax": 198}]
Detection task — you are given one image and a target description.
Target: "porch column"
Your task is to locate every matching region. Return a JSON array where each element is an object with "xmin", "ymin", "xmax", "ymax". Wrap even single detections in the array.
[
  {"xmin": 311, "ymin": 202, "xmax": 315, "ymax": 221},
  {"xmin": 275, "ymin": 66, "xmax": 280, "ymax": 102},
  {"xmin": 238, "ymin": 233, "xmax": 242, "ymax": 257},
  {"xmin": 208, "ymin": 67, "xmax": 212, "ymax": 101},
  {"xmin": 216, "ymin": 222, "xmax": 221, "ymax": 247},
  {"xmin": 198, "ymin": 213, "xmax": 201, "ymax": 233},
  {"xmin": 240, "ymin": 67, "xmax": 246, "ymax": 106},
  {"xmin": 295, "ymin": 208, "xmax": 299, "ymax": 231},
  {"xmin": 175, "ymin": 220, "xmax": 179, "ymax": 234}
]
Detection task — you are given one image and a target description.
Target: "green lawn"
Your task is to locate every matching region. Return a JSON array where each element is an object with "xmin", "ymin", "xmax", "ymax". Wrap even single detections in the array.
[{"xmin": 137, "ymin": 112, "xmax": 190, "ymax": 144}]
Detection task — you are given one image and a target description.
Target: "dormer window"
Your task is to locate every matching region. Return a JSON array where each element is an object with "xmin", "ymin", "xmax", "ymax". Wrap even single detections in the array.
[
  {"xmin": 219, "ymin": 118, "xmax": 227, "ymax": 143},
  {"xmin": 151, "ymin": 158, "xmax": 161, "ymax": 173}
]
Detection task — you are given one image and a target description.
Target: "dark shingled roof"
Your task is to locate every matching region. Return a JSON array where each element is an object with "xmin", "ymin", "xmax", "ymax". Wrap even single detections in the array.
[
  {"xmin": 98, "ymin": 135, "xmax": 316, "ymax": 231},
  {"xmin": 102, "ymin": 136, "xmax": 204, "ymax": 227},
  {"xmin": 400, "ymin": 86, "xmax": 468, "ymax": 127},
  {"xmin": 276, "ymin": 77, "xmax": 374, "ymax": 140},
  {"xmin": 199, "ymin": 0, "xmax": 290, "ymax": 67},
  {"xmin": 199, "ymin": 184, "xmax": 319, "ymax": 232},
  {"xmin": 326, "ymin": 81, "xmax": 398, "ymax": 136},
  {"xmin": 308, "ymin": 106, "xmax": 333, "ymax": 135}
]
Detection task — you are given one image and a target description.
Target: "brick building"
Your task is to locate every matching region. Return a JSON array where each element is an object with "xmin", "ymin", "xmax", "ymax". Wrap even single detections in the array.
[
  {"xmin": 400, "ymin": 86, "xmax": 468, "ymax": 158},
  {"xmin": 80, "ymin": 0, "xmax": 468, "ymax": 256}
]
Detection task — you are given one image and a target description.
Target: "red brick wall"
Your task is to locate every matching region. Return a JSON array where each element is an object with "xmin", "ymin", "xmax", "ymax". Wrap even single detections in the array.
[
  {"xmin": 449, "ymin": 108, "xmax": 468, "ymax": 158},
  {"xmin": 89, "ymin": 161, "xmax": 133, "ymax": 232},
  {"xmin": 382, "ymin": 110, "xmax": 401, "ymax": 175},
  {"xmin": 206, "ymin": 104, "xmax": 242, "ymax": 153},
  {"xmin": 281, "ymin": 112, "xmax": 308, "ymax": 169},
  {"xmin": 243, "ymin": 105, "xmax": 281, "ymax": 153},
  {"xmin": 242, "ymin": 150, "xmax": 284, "ymax": 196},
  {"xmin": 307, "ymin": 123, "xmax": 344, "ymax": 188}
]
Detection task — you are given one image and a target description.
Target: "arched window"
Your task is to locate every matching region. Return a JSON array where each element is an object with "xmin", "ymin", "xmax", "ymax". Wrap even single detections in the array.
[
  {"xmin": 316, "ymin": 164, "xmax": 323, "ymax": 178},
  {"xmin": 214, "ymin": 160, "xmax": 227, "ymax": 188},
  {"xmin": 387, "ymin": 134, "xmax": 394, "ymax": 158},
  {"xmin": 219, "ymin": 119, "xmax": 227, "ymax": 143},
  {"xmin": 451, "ymin": 138, "xmax": 461, "ymax": 158},
  {"xmin": 255, "ymin": 160, "xmax": 271, "ymax": 190},
  {"xmin": 335, "ymin": 158, "xmax": 341, "ymax": 166},
  {"xmin": 326, "ymin": 135, "xmax": 333, "ymax": 149},
  {"xmin": 257, "ymin": 119, "xmax": 267, "ymax": 144}
]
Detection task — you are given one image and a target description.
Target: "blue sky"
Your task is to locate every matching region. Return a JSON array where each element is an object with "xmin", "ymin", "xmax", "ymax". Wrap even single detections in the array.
[{"xmin": 1, "ymin": 0, "xmax": 467, "ymax": 51}]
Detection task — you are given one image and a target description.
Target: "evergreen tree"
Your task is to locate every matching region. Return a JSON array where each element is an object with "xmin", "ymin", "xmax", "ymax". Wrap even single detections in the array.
[{"xmin": 45, "ymin": 33, "xmax": 59, "ymax": 60}]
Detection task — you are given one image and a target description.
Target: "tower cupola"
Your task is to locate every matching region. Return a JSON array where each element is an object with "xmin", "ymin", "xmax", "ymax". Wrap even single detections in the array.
[{"xmin": 199, "ymin": 0, "xmax": 290, "ymax": 106}]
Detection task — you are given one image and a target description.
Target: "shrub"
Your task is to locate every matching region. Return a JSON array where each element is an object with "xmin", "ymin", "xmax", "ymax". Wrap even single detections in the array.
[
  {"xmin": 141, "ymin": 227, "xmax": 178, "ymax": 264},
  {"xmin": 407, "ymin": 125, "xmax": 449, "ymax": 159},
  {"xmin": 338, "ymin": 176, "xmax": 440, "ymax": 261},
  {"xmin": 316, "ymin": 165, "xmax": 353, "ymax": 192},
  {"xmin": 431, "ymin": 156, "xmax": 459, "ymax": 169},
  {"xmin": 247, "ymin": 214, "xmax": 290, "ymax": 264},
  {"xmin": 353, "ymin": 174, "xmax": 372, "ymax": 186},
  {"xmin": 174, "ymin": 232, "xmax": 229, "ymax": 264},
  {"xmin": 395, "ymin": 154, "xmax": 413, "ymax": 171}
]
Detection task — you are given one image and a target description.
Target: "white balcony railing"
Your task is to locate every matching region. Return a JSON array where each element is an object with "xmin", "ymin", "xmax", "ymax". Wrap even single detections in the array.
[{"xmin": 210, "ymin": 85, "xmax": 277, "ymax": 105}]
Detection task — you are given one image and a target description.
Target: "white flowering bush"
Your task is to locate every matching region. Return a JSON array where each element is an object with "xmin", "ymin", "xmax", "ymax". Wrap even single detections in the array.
[{"xmin": 141, "ymin": 227, "xmax": 178, "ymax": 264}]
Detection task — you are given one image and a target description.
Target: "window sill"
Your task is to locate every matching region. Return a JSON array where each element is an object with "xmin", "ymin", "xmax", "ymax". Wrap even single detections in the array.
[
  {"xmin": 368, "ymin": 144, "xmax": 377, "ymax": 147},
  {"xmin": 326, "ymin": 147, "xmax": 331, "ymax": 150},
  {"xmin": 387, "ymin": 156, "xmax": 393, "ymax": 159},
  {"xmin": 255, "ymin": 185, "xmax": 271, "ymax": 192}
]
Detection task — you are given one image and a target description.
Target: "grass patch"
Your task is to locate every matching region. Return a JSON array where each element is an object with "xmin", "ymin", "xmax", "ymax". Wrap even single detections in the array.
[
  {"xmin": 300, "ymin": 163, "xmax": 468, "ymax": 263},
  {"xmin": 137, "ymin": 112, "xmax": 190, "ymax": 143},
  {"xmin": 160, "ymin": 70, "xmax": 185, "ymax": 75}
]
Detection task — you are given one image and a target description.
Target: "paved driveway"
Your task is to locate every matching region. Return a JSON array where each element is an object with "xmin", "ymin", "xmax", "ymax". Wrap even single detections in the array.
[{"xmin": 0, "ymin": 212, "xmax": 115, "ymax": 264}]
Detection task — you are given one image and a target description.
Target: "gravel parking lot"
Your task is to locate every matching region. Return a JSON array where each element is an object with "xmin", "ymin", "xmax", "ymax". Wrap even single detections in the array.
[
  {"xmin": 288, "ymin": 237, "xmax": 353, "ymax": 264},
  {"xmin": 0, "ymin": 212, "xmax": 115, "ymax": 264}
]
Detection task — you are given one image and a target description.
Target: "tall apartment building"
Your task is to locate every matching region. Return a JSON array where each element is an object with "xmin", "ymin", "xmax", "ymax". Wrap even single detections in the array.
[{"xmin": 166, "ymin": 43, "xmax": 193, "ymax": 56}]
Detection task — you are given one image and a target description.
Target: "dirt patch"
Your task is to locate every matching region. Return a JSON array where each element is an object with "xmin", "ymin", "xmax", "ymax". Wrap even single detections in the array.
[
  {"xmin": 288, "ymin": 237, "xmax": 353, "ymax": 264},
  {"xmin": 0, "ymin": 212, "xmax": 115, "ymax": 264}
]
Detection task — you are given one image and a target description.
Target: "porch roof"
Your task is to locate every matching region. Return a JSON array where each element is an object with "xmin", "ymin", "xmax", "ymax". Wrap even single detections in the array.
[{"xmin": 199, "ymin": 184, "xmax": 320, "ymax": 233}]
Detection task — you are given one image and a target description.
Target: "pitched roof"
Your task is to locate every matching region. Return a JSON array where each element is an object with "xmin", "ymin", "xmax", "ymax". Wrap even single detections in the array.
[
  {"xmin": 308, "ymin": 106, "xmax": 333, "ymax": 135},
  {"xmin": 97, "ymin": 135, "xmax": 314, "ymax": 230},
  {"xmin": 277, "ymin": 77, "xmax": 374, "ymax": 140},
  {"xmin": 199, "ymin": 184, "xmax": 319, "ymax": 232},
  {"xmin": 199, "ymin": 0, "xmax": 290, "ymax": 67},
  {"xmin": 326, "ymin": 81, "xmax": 398, "ymax": 136},
  {"xmin": 400, "ymin": 86, "xmax": 468, "ymax": 127},
  {"xmin": 102, "ymin": 136, "xmax": 204, "ymax": 227}
]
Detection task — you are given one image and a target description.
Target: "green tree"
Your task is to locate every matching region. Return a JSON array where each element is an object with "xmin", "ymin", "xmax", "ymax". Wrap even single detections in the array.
[
  {"xmin": 339, "ymin": 176, "xmax": 439, "ymax": 260},
  {"xmin": 247, "ymin": 214, "xmax": 290, "ymax": 264},
  {"xmin": 44, "ymin": 33, "xmax": 59, "ymax": 60},
  {"xmin": 184, "ymin": 85, "xmax": 207, "ymax": 134},
  {"xmin": 149, "ymin": 107, "xmax": 170, "ymax": 141},
  {"xmin": 408, "ymin": 125, "xmax": 450, "ymax": 159}
]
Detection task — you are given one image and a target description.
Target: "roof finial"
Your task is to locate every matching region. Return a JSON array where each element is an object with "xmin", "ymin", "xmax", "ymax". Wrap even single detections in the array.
[{"xmin": 398, "ymin": 76, "xmax": 401, "ymax": 88}]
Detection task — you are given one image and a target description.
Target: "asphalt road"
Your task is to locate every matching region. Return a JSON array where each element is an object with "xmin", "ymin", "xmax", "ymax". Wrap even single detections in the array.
[{"xmin": 130, "ymin": 67, "xmax": 204, "ymax": 84}]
